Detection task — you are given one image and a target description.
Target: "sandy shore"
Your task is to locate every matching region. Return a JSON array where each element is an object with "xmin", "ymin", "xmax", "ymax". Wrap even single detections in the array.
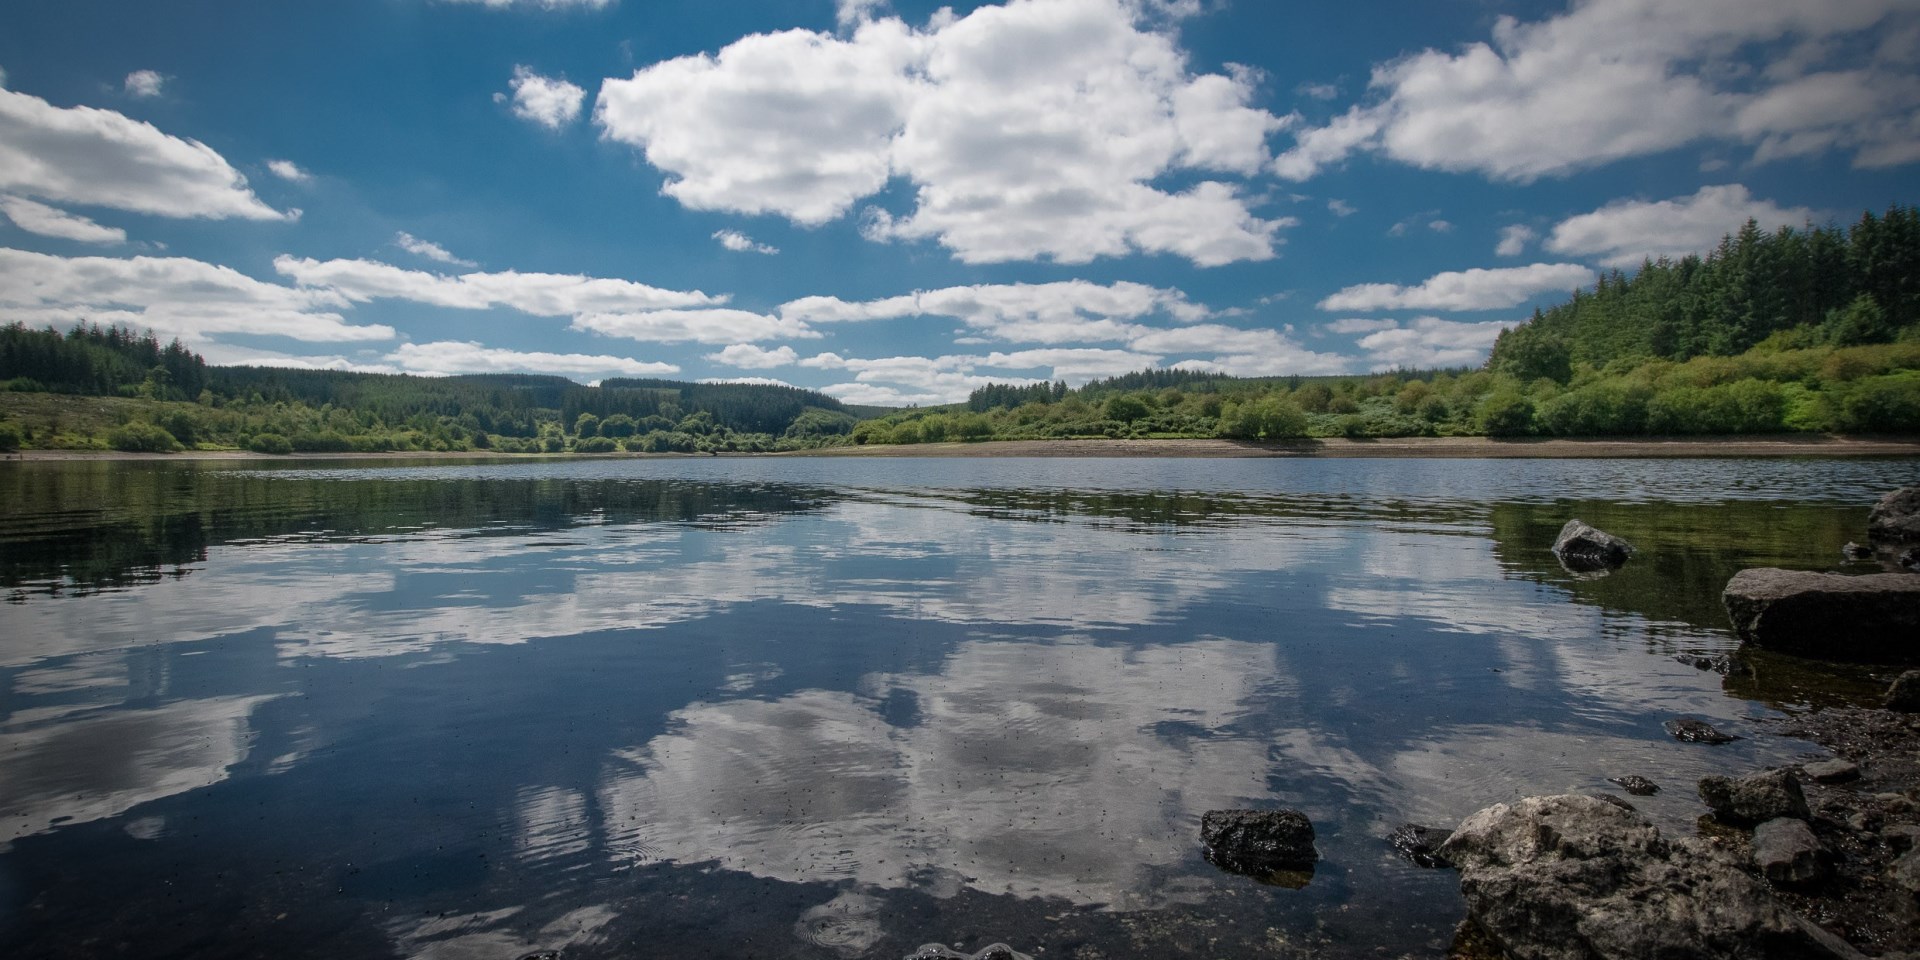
[{"xmin": 7, "ymin": 434, "xmax": 1920, "ymax": 463}]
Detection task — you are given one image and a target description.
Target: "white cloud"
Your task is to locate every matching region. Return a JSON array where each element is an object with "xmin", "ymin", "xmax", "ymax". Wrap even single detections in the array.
[
  {"xmin": 190, "ymin": 343, "xmax": 406, "ymax": 375},
  {"xmin": 265, "ymin": 159, "xmax": 311, "ymax": 183},
  {"xmin": 1428, "ymin": 219, "xmax": 1453, "ymax": 233},
  {"xmin": 712, "ymin": 229, "xmax": 777, "ymax": 254},
  {"xmin": 1545, "ymin": 184, "xmax": 1819, "ymax": 268},
  {"xmin": 123, "ymin": 70, "xmax": 164, "ymax": 99},
  {"xmin": 596, "ymin": 20, "xmax": 921, "ymax": 225},
  {"xmin": 1495, "ymin": 224, "xmax": 1535, "ymax": 257},
  {"xmin": 1327, "ymin": 198, "xmax": 1356, "ymax": 217},
  {"xmin": 836, "ymin": 0, "xmax": 888, "ymax": 29},
  {"xmin": 498, "ymin": 66, "xmax": 585, "ymax": 129},
  {"xmin": 1318, "ymin": 262, "xmax": 1596, "ymax": 312},
  {"xmin": 0, "ymin": 87, "xmax": 289, "ymax": 220},
  {"xmin": 1355, "ymin": 316, "xmax": 1516, "ymax": 370},
  {"xmin": 0, "ymin": 195, "xmax": 125, "ymax": 244},
  {"xmin": 0, "ymin": 248, "xmax": 393, "ymax": 343},
  {"xmin": 708, "ymin": 343, "xmax": 799, "ymax": 368},
  {"xmin": 979, "ymin": 347, "xmax": 1160, "ymax": 381},
  {"xmin": 273, "ymin": 256, "xmax": 720, "ymax": 315},
  {"xmin": 597, "ymin": 0, "xmax": 1292, "ymax": 266},
  {"xmin": 571, "ymin": 309, "xmax": 818, "ymax": 344},
  {"xmin": 1274, "ymin": 0, "xmax": 1920, "ymax": 180},
  {"xmin": 780, "ymin": 280, "xmax": 1205, "ymax": 343},
  {"xmin": 394, "ymin": 231, "xmax": 477, "ymax": 268},
  {"xmin": 385, "ymin": 341, "xmax": 677, "ymax": 378},
  {"xmin": 1322, "ymin": 317, "xmax": 1398, "ymax": 335},
  {"xmin": 1297, "ymin": 81, "xmax": 1339, "ymax": 101},
  {"xmin": 698, "ymin": 376, "xmax": 798, "ymax": 387}
]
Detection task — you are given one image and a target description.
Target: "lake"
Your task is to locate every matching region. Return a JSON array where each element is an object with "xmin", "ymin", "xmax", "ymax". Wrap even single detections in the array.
[{"xmin": 1, "ymin": 455, "xmax": 1915, "ymax": 959}]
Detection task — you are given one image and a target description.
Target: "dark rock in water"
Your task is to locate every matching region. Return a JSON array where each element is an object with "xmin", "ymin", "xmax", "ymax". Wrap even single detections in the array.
[
  {"xmin": 1868, "ymin": 487, "xmax": 1920, "ymax": 543},
  {"xmin": 1699, "ymin": 769, "xmax": 1810, "ymax": 826},
  {"xmin": 1672, "ymin": 653, "xmax": 1752, "ymax": 676},
  {"xmin": 1552, "ymin": 519, "xmax": 1634, "ymax": 572},
  {"xmin": 1201, "ymin": 808, "xmax": 1318, "ymax": 878},
  {"xmin": 1722, "ymin": 568, "xmax": 1920, "ymax": 662},
  {"xmin": 1664, "ymin": 717, "xmax": 1741, "ymax": 744},
  {"xmin": 1843, "ymin": 541, "xmax": 1875, "ymax": 561},
  {"xmin": 517, "ymin": 953, "xmax": 561, "ymax": 960},
  {"xmin": 1388, "ymin": 823, "xmax": 1453, "ymax": 868},
  {"xmin": 1802, "ymin": 759, "xmax": 1861, "ymax": 784},
  {"xmin": 1902, "ymin": 547, "xmax": 1919, "ymax": 570},
  {"xmin": 1436, "ymin": 794, "xmax": 1862, "ymax": 960},
  {"xmin": 1609, "ymin": 775, "xmax": 1660, "ymax": 796},
  {"xmin": 905, "ymin": 944, "xmax": 1031, "ymax": 960},
  {"xmin": 1754, "ymin": 817, "xmax": 1830, "ymax": 886},
  {"xmin": 1887, "ymin": 671, "xmax": 1920, "ymax": 713}
]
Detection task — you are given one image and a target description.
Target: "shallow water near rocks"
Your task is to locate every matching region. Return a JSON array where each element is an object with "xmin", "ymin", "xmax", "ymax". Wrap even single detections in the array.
[{"xmin": 1, "ymin": 455, "xmax": 1915, "ymax": 959}]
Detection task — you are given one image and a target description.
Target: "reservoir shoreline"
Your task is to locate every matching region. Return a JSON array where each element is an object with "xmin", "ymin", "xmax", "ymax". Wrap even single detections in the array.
[{"xmin": 10, "ymin": 433, "xmax": 1920, "ymax": 462}]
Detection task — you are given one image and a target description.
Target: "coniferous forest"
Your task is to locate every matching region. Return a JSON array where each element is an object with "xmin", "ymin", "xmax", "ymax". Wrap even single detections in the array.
[{"xmin": 2, "ymin": 204, "xmax": 1916, "ymax": 454}]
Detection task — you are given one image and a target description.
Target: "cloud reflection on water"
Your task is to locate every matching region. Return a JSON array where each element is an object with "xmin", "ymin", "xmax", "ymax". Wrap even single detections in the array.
[{"xmin": 598, "ymin": 637, "xmax": 1281, "ymax": 909}]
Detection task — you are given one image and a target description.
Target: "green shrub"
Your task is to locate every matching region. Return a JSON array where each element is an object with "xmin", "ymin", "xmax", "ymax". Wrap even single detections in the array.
[
  {"xmin": 107, "ymin": 421, "xmax": 181, "ymax": 453},
  {"xmin": 574, "ymin": 436, "xmax": 619, "ymax": 453},
  {"xmin": 0, "ymin": 420, "xmax": 22, "ymax": 452},
  {"xmin": 291, "ymin": 431, "xmax": 352, "ymax": 453},
  {"xmin": 247, "ymin": 433, "xmax": 294, "ymax": 454},
  {"xmin": 1476, "ymin": 390, "xmax": 1534, "ymax": 436},
  {"xmin": 1832, "ymin": 372, "xmax": 1920, "ymax": 432}
]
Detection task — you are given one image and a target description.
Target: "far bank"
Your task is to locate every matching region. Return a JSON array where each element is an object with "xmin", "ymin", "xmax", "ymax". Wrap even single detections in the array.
[{"xmin": 11, "ymin": 434, "xmax": 1920, "ymax": 463}]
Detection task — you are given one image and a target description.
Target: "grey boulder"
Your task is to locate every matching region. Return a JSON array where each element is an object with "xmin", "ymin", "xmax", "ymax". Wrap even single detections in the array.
[
  {"xmin": 1552, "ymin": 519, "xmax": 1635, "ymax": 572},
  {"xmin": 1868, "ymin": 487, "xmax": 1920, "ymax": 543},
  {"xmin": 1753, "ymin": 817, "xmax": 1829, "ymax": 886},
  {"xmin": 1722, "ymin": 568, "xmax": 1920, "ymax": 662},
  {"xmin": 1699, "ymin": 769, "xmax": 1811, "ymax": 827},
  {"xmin": 1888, "ymin": 670, "xmax": 1920, "ymax": 713},
  {"xmin": 1437, "ymin": 794, "xmax": 1862, "ymax": 960}
]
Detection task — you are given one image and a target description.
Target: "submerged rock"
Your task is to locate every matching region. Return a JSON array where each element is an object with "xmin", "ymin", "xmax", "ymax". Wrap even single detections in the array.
[
  {"xmin": 1674, "ymin": 653, "xmax": 1754, "ymax": 676},
  {"xmin": 1665, "ymin": 717, "xmax": 1742, "ymax": 744},
  {"xmin": 1754, "ymin": 817, "xmax": 1830, "ymax": 886},
  {"xmin": 1552, "ymin": 519, "xmax": 1635, "ymax": 572},
  {"xmin": 1388, "ymin": 823, "xmax": 1453, "ymax": 868},
  {"xmin": 1608, "ymin": 775, "xmax": 1661, "ymax": 796},
  {"xmin": 904, "ymin": 945, "xmax": 1031, "ymax": 960},
  {"xmin": 1843, "ymin": 541, "xmax": 1875, "ymax": 561},
  {"xmin": 1722, "ymin": 568, "xmax": 1920, "ymax": 662},
  {"xmin": 1699, "ymin": 769, "xmax": 1811, "ymax": 826},
  {"xmin": 1201, "ymin": 808, "xmax": 1318, "ymax": 879},
  {"xmin": 1437, "ymin": 794, "xmax": 1862, "ymax": 960},
  {"xmin": 1888, "ymin": 671, "xmax": 1920, "ymax": 712},
  {"xmin": 1868, "ymin": 487, "xmax": 1920, "ymax": 543}
]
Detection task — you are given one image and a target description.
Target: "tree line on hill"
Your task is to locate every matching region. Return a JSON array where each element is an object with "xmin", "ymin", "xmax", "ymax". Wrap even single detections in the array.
[
  {"xmin": 0, "ymin": 324, "xmax": 857, "ymax": 453},
  {"xmin": 3, "ymin": 202, "xmax": 1916, "ymax": 455},
  {"xmin": 851, "ymin": 204, "xmax": 1919, "ymax": 445}
]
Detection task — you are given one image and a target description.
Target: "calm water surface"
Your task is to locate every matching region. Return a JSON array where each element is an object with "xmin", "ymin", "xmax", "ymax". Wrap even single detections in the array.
[{"xmin": 2, "ymin": 456, "xmax": 1917, "ymax": 959}]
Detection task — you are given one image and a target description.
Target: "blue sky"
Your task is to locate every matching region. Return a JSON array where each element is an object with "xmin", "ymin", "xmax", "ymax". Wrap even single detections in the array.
[{"xmin": 2, "ymin": 0, "xmax": 1916, "ymax": 405}]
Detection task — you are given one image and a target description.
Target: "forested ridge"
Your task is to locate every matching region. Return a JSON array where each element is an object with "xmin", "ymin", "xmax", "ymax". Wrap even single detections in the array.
[
  {"xmin": 849, "ymin": 204, "xmax": 1920, "ymax": 445},
  {"xmin": 0, "ymin": 326, "xmax": 857, "ymax": 453},
  {"xmin": 2, "ymin": 203, "xmax": 1916, "ymax": 455}
]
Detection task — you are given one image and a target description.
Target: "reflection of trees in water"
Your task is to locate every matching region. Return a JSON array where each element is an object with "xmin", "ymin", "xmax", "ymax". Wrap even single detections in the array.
[
  {"xmin": 890, "ymin": 487, "xmax": 1483, "ymax": 532},
  {"xmin": 1485, "ymin": 500, "xmax": 1863, "ymax": 631},
  {"xmin": 0, "ymin": 463, "xmax": 836, "ymax": 594}
]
